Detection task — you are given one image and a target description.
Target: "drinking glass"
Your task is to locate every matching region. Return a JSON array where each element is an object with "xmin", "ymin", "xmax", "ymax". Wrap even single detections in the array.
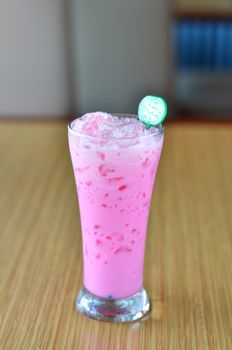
[{"xmin": 68, "ymin": 114, "xmax": 164, "ymax": 322}]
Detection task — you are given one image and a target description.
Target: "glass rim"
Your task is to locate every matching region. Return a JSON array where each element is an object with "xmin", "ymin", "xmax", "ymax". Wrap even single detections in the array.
[{"xmin": 68, "ymin": 113, "xmax": 164, "ymax": 140}]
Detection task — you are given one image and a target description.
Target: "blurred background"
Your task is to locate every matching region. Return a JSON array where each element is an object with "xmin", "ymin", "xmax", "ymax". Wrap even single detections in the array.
[{"xmin": 0, "ymin": 0, "xmax": 232, "ymax": 119}]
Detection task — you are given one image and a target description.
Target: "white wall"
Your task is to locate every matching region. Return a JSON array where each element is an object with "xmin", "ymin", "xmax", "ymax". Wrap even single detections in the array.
[
  {"xmin": 0, "ymin": 0, "xmax": 171, "ymax": 117},
  {"xmin": 69, "ymin": 0, "xmax": 171, "ymax": 114},
  {"xmin": 0, "ymin": 0, "xmax": 70, "ymax": 117}
]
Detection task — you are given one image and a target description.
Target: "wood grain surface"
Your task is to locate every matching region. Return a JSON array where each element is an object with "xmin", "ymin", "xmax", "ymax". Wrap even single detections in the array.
[
  {"xmin": 0, "ymin": 121, "xmax": 231, "ymax": 349},
  {"xmin": 175, "ymin": 0, "xmax": 232, "ymax": 13},
  {"xmin": 174, "ymin": 0, "xmax": 232, "ymax": 19}
]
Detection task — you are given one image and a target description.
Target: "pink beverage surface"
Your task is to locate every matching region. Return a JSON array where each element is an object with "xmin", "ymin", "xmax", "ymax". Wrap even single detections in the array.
[{"xmin": 68, "ymin": 112, "xmax": 164, "ymax": 299}]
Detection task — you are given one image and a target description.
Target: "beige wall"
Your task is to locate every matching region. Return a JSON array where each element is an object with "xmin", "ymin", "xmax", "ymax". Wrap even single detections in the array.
[{"xmin": 0, "ymin": 0, "xmax": 70, "ymax": 117}]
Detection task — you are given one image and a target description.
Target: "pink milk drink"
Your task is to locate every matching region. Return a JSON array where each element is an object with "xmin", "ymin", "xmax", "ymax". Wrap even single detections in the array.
[{"xmin": 68, "ymin": 112, "xmax": 164, "ymax": 322}]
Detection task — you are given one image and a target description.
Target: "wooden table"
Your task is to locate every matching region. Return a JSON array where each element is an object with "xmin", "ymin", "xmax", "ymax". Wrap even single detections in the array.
[
  {"xmin": 0, "ymin": 121, "xmax": 231, "ymax": 349},
  {"xmin": 174, "ymin": 0, "xmax": 232, "ymax": 18}
]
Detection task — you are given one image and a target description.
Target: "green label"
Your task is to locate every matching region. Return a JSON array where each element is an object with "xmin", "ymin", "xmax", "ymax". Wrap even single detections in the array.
[{"xmin": 138, "ymin": 95, "xmax": 167, "ymax": 126}]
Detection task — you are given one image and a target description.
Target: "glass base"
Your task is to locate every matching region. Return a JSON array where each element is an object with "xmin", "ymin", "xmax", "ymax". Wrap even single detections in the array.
[{"xmin": 76, "ymin": 287, "xmax": 150, "ymax": 323}]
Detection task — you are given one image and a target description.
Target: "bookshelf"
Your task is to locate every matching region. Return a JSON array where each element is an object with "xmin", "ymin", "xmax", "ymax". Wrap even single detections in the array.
[
  {"xmin": 173, "ymin": 0, "xmax": 232, "ymax": 115},
  {"xmin": 174, "ymin": 0, "xmax": 232, "ymax": 19}
]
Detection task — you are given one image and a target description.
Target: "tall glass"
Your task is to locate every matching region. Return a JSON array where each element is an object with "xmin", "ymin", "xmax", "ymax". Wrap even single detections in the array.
[{"xmin": 68, "ymin": 115, "xmax": 164, "ymax": 322}]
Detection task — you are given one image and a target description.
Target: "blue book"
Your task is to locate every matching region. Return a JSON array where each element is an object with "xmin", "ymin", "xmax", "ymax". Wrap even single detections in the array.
[
  {"xmin": 191, "ymin": 21, "xmax": 202, "ymax": 69},
  {"xmin": 179, "ymin": 21, "xmax": 190, "ymax": 69},
  {"xmin": 203, "ymin": 22, "xmax": 214, "ymax": 70},
  {"xmin": 215, "ymin": 22, "xmax": 226, "ymax": 71},
  {"xmin": 172, "ymin": 23, "xmax": 179, "ymax": 68},
  {"xmin": 226, "ymin": 22, "xmax": 232, "ymax": 70}
]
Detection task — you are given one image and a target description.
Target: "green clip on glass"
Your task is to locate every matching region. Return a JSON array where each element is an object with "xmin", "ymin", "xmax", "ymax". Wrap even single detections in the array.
[{"xmin": 138, "ymin": 95, "xmax": 167, "ymax": 129}]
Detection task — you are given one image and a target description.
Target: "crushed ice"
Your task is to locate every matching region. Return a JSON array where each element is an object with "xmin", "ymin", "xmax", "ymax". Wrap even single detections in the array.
[{"xmin": 70, "ymin": 112, "xmax": 161, "ymax": 139}]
